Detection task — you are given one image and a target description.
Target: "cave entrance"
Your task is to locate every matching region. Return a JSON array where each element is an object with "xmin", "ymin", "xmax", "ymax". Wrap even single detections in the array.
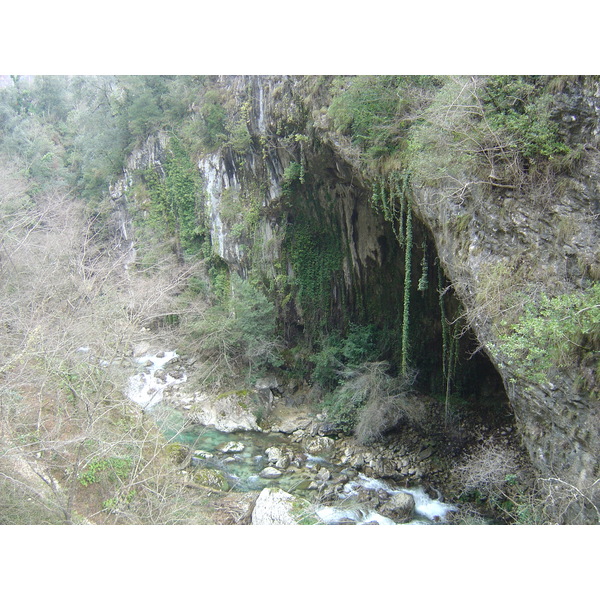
[{"xmin": 349, "ymin": 210, "xmax": 514, "ymax": 430}]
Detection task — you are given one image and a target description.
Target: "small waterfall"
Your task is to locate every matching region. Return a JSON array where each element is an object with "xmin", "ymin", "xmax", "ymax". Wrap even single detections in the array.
[
  {"xmin": 334, "ymin": 474, "xmax": 458, "ymax": 524},
  {"xmin": 257, "ymin": 83, "xmax": 266, "ymax": 134}
]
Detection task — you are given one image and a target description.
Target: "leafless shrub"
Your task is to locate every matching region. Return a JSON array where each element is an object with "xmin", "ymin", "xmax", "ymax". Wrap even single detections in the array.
[
  {"xmin": 0, "ymin": 184, "xmax": 216, "ymax": 524},
  {"xmin": 456, "ymin": 437, "xmax": 520, "ymax": 497},
  {"xmin": 536, "ymin": 476, "xmax": 600, "ymax": 525},
  {"xmin": 350, "ymin": 363, "xmax": 425, "ymax": 445}
]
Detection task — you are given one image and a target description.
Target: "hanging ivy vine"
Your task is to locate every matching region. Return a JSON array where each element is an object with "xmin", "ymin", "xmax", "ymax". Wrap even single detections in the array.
[
  {"xmin": 401, "ymin": 190, "xmax": 413, "ymax": 378},
  {"xmin": 370, "ymin": 171, "xmax": 414, "ymax": 377},
  {"xmin": 370, "ymin": 171, "xmax": 410, "ymax": 247},
  {"xmin": 417, "ymin": 240, "xmax": 429, "ymax": 292}
]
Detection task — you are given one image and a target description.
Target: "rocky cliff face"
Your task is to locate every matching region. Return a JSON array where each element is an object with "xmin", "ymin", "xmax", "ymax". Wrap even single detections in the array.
[
  {"xmin": 409, "ymin": 80, "xmax": 600, "ymax": 523},
  {"xmin": 114, "ymin": 76, "xmax": 599, "ymax": 523}
]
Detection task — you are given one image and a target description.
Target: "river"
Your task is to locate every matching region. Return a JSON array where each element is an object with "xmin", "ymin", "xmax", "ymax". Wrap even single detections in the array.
[{"xmin": 127, "ymin": 350, "xmax": 458, "ymax": 525}]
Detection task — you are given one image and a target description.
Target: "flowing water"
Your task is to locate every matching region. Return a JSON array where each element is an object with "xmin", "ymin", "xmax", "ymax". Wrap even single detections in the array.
[{"xmin": 127, "ymin": 351, "xmax": 458, "ymax": 525}]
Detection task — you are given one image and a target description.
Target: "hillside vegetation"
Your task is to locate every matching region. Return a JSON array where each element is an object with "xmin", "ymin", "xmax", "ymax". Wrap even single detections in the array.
[{"xmin": 1, "ymin": 75, "xmax": 598, "ymax": 524}]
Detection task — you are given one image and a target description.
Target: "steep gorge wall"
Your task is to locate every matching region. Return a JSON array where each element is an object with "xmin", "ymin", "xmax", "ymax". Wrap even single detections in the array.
[
  {"xmin": 200, "ymin": 76, "xmax": 599, "ymax": 522},
  {"xmin": 112, "ymin": 76, "xmax": 598, "ymax": 522},
  {"xmin": 409, "ymin": 80, "xmax": 600, "ymax": 523}
]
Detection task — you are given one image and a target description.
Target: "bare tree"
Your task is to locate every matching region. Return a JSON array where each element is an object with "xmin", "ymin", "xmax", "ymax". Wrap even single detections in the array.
[{"xmin": 0, "ymin": 173, "xmax": 211, "ymax": 524}]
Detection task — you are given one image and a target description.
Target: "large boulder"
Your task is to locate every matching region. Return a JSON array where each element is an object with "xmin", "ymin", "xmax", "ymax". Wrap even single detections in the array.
[
  {"xmin": 378, "ymin": 492, "xmax": 415, "ymax": 523},
  {"xmin": 251, "ymin": 487, "xmax": 320, "ymax": 525},
  {"xmin": 303, "ymin": 436, "xmax": 335, "ymax": 455},
  {"xmin": 189, "ymin": 391, "xmax": 262, "ymax": 432},
  {"xmin": 193, "ymin": 468, "xmax": 230, "ymax": 491}
]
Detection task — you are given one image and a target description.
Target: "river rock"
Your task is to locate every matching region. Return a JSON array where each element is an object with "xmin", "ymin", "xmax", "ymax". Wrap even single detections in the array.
[
  {"xmin": 217, "ymin": 441, "xmax": 245, "ymax": 453},
  {"xmin": 193, "ymin": 468, "xmax": 230, "ymax": 491},
  {"xmin": 418, "ymin": 446, "xmax": 434, "ymax": 461},
  {"xmin": 265, "ymin": 446, "xmax": 283, "ymax": 463},
  {"xmin": 254, "ymin": 376, "xmax": 281, "ymax": 392},
  {"xmin": 317, "ymin": 468, "xmax": 331, "ymax": 481},
  {"xmin": 379, "ymin": 492, "xmax": 415, "ymax": 523},
  {"xmin": 252, "ymin": 488, "xmax": 319, "ymax": 525},
  {"xmin": 259, "ymin": 467, "xmax": 283, "ymax": 479},
  {"xmin": 265, "ymin": 446, "xmax": 291, "ymax": 469},
  {"xmin": 193, "ymin": 450, "xmax": 214, "ymax": 459},
  {"xmin": 303, "ymin": 436, "xmax": 335, "ymax": 454},
  {"xmin": 270, "ymin": 414, "xmax": 312, "ymax": 434},
  {"xmin": 132, "ymin": 342, "xmax": 150, "ymax": 357},
  {"xmin": 189, "ymin": 392, "xmax": 262, "ymax": 433}
]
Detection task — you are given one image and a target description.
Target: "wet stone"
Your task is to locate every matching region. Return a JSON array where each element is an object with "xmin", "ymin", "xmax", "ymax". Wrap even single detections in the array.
[
  {"xmin": 217, "ymin": 441, "xmax": 245, "ymax": 454},
  {"xmin": 259, "ymin": 467, "xmax": 283, "ymax": 479}
]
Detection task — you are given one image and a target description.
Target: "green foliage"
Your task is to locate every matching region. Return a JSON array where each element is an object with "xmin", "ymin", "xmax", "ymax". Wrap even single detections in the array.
[
  {"xmin": 311, "ymin": 324, "xmax": 378, "ymax": 390},
  {"xmin": 78, "ymin": 457, "xmax": 132, "ymax": 487},
  {"xmin": 219, "ymin": 185, "xmax": 262, "ymax": 242},
  {"xmin": 321, "ymin": 361, "xmax": 418, "ymax": 439},
  {"xmin": 190, "ymin": 274, "xmax": 281, "ymax": 377},
  {"xmin": 102, "ymin": 489, "xmax": 136, "ymax": 512},
  {"xmin": 0, "ymin": 478, "xmax": 65, "ymax": 525},
  {"xmin": 164, "ymin": 138, "xmax": 205, "ymax": 255},
  {"xmin": 197, "ymin": 89, "xmax": 228, "ymax": 151},
  {"xmin": 207, "ymin": 255, "xmax": 231, "ymax": 302},
  {"xmin": 285, "ymin": 221, "xmax": 343, "ymax": 326},
  {"xmin": 370, "ymin": 172, "xmax": 410, "ymax": 245},
  {"xmin": 126, "ymin": 89, "xmax": 162, "ymax": 138},
  {"xmin": 407, "ymin": 75, "xmax": 574, "ymax": 196},
  {"xmin": 494, "ymin": 284, "xmax": 600, "ymax": 384},
  {"xmin": 328, "ymin": 76, "xmax": 441, "ymax": 162},
  {"xmin": 482, "ymin": 76, "xmax": 570, "ymax": 161},
  {"xmin": 417, "ymin": 242, "xmax": 429, "ymax": 292},
  {"xmin": 401, "ymin": 191, "xmax": 413, "ymax": 378},
  {"xmin": 311, "ymin": 334, "xmax": 344, "ymax": 390},
  {"xmin": 141, "ymin": 137, "xmax": 206, "ymax": 260},
  {"xmin": 282, "ymin": 161, "xmax": 305, "ymax": 195}
]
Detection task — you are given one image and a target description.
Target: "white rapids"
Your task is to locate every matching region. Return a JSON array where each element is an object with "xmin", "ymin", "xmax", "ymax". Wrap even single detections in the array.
[
  {"xmin": 127, "ymin": 351, "xmax": 186, "ymax": 410},
  {"xmin": 316, "ymin": 474, "xmax": 457, "ymax": 525}
]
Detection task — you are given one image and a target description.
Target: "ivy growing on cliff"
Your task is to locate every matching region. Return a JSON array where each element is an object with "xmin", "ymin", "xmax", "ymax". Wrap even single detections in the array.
[
  {"xmin": 142, "ymin": 137, "xmax": 205, "ymax": 260},
  {"xmin": 401, "ymin": 190, "xmax": 413, "ymax": 378},
  {"xmin": 370, "ymin": 171, "xmax": 414, "ymax": 377},
  {"xmin": 327, "ymin": 75, "xmax": 442, "ymax": 163},
  {"xmin": 285, "ymin": 220, "xmax": 343, "ymax": 333}
]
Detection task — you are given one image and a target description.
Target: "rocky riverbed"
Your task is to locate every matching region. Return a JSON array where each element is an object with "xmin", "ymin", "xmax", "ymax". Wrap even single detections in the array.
[{"xmin": 127, "ymin": 347, "xmax": 515, "ymax": 524}]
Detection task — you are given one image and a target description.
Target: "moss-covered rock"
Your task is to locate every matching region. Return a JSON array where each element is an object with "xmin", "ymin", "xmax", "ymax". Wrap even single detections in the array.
[
  {"xmin": 193, "ymin": 468, "xmax": 230, "ymax": 491},
  {"xmin": 165, "ymin": 443, "xmax": 189, "ymax": 464}
]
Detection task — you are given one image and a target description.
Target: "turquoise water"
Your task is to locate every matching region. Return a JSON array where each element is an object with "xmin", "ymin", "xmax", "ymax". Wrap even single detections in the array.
[
  {"xmin": 129, "ymin": 351, "xmax": 459, "ymax": 523},
  {"xmin": 151, "ymin": 404, "xmax": 327, "ymax": 496}
]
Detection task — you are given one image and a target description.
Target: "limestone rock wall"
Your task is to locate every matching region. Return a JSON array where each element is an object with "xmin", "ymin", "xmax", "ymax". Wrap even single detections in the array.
[
  {"xmin": 228, "ymin": 76, "xmax": 600, "ymax": 522},
  {"xmin": 409, "ymin": 79, "xmax": 600, "ymax": 523}
]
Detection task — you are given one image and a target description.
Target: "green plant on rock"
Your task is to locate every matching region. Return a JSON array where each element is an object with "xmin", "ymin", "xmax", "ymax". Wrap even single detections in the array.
[
  {"xmin": 78, "ymin": 457, "xmax": 132, "ymax": 487},
  {"xmin": 311, "ymin": 324, "xmax": 378, "ymax": 390},
  {"xmin": 417, "ymin": 242, "xmax": 429, "ymax": 292},
  {"xmin": 493, "ymin": 283, "xmax": 600, "ymax": 385},
  {"xmin": 282, "ymin": 161, "xmax": 305, "ymax": 196},
  {"xmin": 322, "ymin": 361, "xmax": 421, "ymax": 441},
  {"xmin": 285, "ymin": 220, "xmax": 343, "ymax": 331},
  {"xmin": 139, "ymin": 137, "xmax": 206, "ymax": 261},
  {"xmin": 482, "ymin": 76, "xmax": 571, "ymax": 162},
  {"xmin": 400, "ymin": 190, "xmax": 413, "ymax": 378},
  {"xmin": 327, "ymin": 76, "xmax": 441, "ymax": 162},
  {"xmin": 190, "ymin": 274, "xmax": 282, "ymax": 380}
]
